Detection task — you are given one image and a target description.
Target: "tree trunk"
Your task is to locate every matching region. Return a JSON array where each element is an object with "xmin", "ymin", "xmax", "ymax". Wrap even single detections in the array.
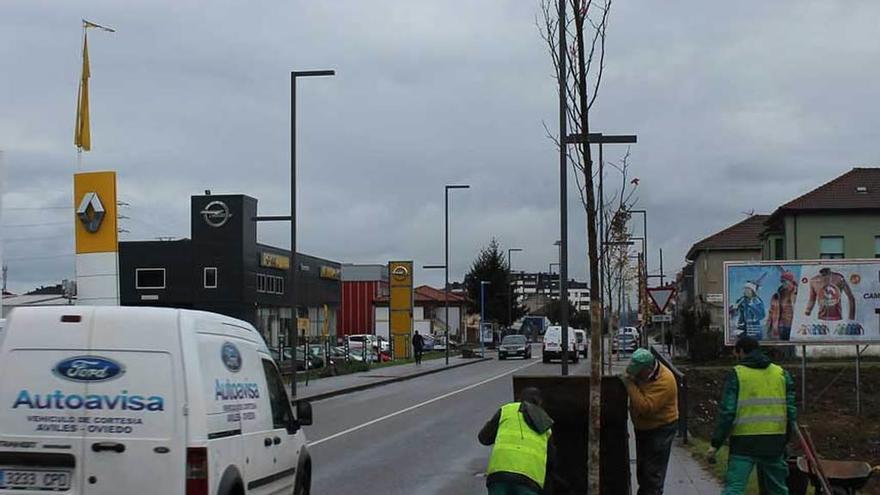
[{"xmin": 573, "ymin": 8, "xmax": 602, "ymax": 494}]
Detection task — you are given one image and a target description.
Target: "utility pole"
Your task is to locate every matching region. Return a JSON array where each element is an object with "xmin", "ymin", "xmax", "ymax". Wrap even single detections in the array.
[{"xmin": 556, "ymin": 0, "xmax": 570, "ymax": 378}]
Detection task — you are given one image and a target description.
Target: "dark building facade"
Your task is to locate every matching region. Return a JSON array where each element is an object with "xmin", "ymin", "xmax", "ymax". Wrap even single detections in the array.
[{"xmin": 119, "ymin": 194, "xmax": 341, "ymax": 347}]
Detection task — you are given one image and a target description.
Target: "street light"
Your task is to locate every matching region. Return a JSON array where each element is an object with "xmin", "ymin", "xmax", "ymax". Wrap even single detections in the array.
[
  {"xmin": 507, "ymin": 248, "xmax": 523, "ymax": 328},
  {"xmin": 480, "ymin": 280, "xmax": 491, "ymax": 358},
  {"xmin": 253, "ymin": 69, "xmax": 335, "ymax": 399},
  {"xmin": 445, "ymin": 184, "xmax": 469, "ymax": 365}
]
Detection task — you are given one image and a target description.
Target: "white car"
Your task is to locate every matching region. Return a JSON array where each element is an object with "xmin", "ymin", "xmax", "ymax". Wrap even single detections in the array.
[
  {"xmin": 573, "ymin": 329, "xmax": 588, "ymax": 358},
  {"xmin": 347, "ymin": 334, "xmax": 389, "ymax": 353},
  {"xmin": 0, "ymin": 306, "xmax": 313, "ymax": 495},
  {"xmin": 542, "ymin": 325, "xmax": 579, "ymax": 363}
]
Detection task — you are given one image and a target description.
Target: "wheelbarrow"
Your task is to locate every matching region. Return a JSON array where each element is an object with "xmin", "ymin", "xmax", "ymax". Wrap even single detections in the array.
[{"xmin": 788, "ymin": 457, "xmax": 879, "ymax": 495}]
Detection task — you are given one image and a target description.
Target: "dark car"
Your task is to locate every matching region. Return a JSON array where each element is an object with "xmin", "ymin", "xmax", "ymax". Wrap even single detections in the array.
[{"xmin": 498, "ymin": 334, "xmax": 531, "ymax": 360}]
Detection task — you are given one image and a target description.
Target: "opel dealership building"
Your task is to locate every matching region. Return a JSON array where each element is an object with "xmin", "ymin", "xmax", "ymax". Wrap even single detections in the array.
[{"xmin": 119, "ymin": 193, "xmax": 342, "ymax": 347}]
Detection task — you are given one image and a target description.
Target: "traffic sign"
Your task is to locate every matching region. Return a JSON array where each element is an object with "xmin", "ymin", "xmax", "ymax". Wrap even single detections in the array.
[
  {"xmin": 647, "ymin": 287, "xmax": 676, "ymax": 314},
  {"xmin": 652, "ymin": 314, "xmax": 672, "ymax": 323}
]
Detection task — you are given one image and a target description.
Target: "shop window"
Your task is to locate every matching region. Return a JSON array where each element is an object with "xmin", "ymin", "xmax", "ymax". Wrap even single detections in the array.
[
  {"xmin": 135, "ymin": 268, "xmax": 165, "ymax": 289},
  {"xmin": 819, "ymin": 236, "xmax": 844, "ymax": 259},
  {"xmin": 204, "ymin": 267, "xmax": 218, "ymax": 289}
]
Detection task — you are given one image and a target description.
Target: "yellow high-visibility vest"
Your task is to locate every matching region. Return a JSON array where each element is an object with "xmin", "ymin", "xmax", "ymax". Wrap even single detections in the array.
[
  {"xmin": 732, "ymin": 364, "xmax": 787, "ymax": 436},
  {"xmin": 487, "ymin": 402, "xmax": 550, "ymax": 488}
]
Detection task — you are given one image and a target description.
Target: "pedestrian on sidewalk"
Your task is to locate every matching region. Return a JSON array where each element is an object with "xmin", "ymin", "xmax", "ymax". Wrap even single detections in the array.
[
  {"xmin": 478, "ymin": 387, "xmax": 556, "ymax": 495},
  {"xmin": 707, "ymin": 336, "xmax": 797, "ymax": 495},
  {"xmin": 622, "ymin": 348, "xmax": 680, "ymax": 495},
  {"xmin": 412, "ymin": 330, "xmax": 424, "ymax": 365}
]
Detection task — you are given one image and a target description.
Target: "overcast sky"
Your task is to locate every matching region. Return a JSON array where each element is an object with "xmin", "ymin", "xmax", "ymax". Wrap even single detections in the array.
[{"xmin": 3, "ymin": 0, "xmax": 880, "ymax": 293}]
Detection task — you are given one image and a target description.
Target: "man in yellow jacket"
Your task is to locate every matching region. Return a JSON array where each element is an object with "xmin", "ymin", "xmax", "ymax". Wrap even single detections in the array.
[{"xmin": 623, "ymin": 348, "xmax": 680, "ymax": 495}]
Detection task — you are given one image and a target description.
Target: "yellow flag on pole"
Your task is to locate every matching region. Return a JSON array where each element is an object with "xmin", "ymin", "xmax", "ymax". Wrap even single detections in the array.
[{"xmin": 74, "ymin": 32, "xmax": 91, "ymax": 151}]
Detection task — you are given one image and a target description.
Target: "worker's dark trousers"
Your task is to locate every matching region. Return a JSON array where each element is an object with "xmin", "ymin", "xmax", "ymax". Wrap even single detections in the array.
[
  {"xmin": 414, "ymin": 348, "xmax": 423, "ymax": 364},
  {"xmin": 635, "ymin": 422, "xmax": 677, "ymax": 495},
  {"xmin": 487, "ymin": 482, "xmax": 539, "ymax": 495}
]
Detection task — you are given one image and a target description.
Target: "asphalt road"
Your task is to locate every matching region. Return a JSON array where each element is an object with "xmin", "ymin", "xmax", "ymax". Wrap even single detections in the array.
[{"xmin": 304, "ymin": 345, "xmax": 592, "ymax": 495}]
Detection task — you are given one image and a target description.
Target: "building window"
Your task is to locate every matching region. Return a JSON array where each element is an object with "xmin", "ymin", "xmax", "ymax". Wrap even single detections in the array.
[
  {"xmin": 773, "ymin": 238, "xmax": 785, "ymax": 260},
  {"xmin": 135, "ymin": 268, "xmax": 166, "ymax": 289},
  {"xmin": 204, "ymin": 267, "xmax": 218, "ymax": 288},
  {"xmin": 875, "ymin": 236, "xmax": 880, "ymax": 258},
  {"xmin": 256, "ymin": 273, "xmax": 285, "ymax": 295},
  {"xmin": 819, "ymin": 236, "xmax": 844, "ymax": 259}
]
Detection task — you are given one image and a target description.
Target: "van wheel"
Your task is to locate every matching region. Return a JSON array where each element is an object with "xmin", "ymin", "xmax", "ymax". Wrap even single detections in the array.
[{"xmin": 294, "ymin": 461, "xmax": 311, "ymax": 495}]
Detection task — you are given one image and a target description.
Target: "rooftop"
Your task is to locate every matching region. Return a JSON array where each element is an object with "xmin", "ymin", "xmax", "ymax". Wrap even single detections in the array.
[
  {"xmin": 686, "ymin": 214, "xmax": 769, "ymax": 260},
  {"xmin": 775, "ymin": 167, "xmax": 880, "ymax": 212},
  {"xmin": 376, "ymin": 285, "xmax": 468, "ymax": 304}
]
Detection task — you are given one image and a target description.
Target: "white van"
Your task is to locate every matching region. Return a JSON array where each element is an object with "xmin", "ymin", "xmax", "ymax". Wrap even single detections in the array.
[
  {"xmin": 542, "ymin": 325, "xmax": 579, "ymax": 363},
  {"xmin": 0, "ymin": 306, "xmax": 313, "ymax": 495}
]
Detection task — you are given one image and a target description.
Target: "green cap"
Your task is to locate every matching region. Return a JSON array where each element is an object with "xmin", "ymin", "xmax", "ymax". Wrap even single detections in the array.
[{"xmin": 626, "ymin": 348, "xmax": 655, "ymax": 375}]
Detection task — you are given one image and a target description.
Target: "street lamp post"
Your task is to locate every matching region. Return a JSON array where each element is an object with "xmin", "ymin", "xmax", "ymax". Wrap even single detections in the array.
[
  {"xmin": 253, "ymin": 69, "xmax": 335, "ymax": 399},
  {"xmin": 507, "ymin": 248, "xmax": 522, "ymax": 329},
  {"xmin": 480, "ymin": 281, "xmax": 490, "ymax": 358},
  {"xmin": 445, "ymin": 184, "xmax": 469, "ymax": 365}
]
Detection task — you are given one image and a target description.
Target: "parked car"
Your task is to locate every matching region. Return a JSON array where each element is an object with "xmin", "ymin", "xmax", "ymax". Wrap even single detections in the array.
[
  {"xmin": 0, "ymin": 306, "xmax": 314, "ymax": 494},
  {"xmin": 498, "ymin": 334, "xmax": 531, "ymax": 360},
  {"xmin": 421, "ymin": 334, "xmax": 435, "ymax": 351},
  {"xmin": 347, "ymin": 334, "xmax": 389, "ymax": 353},
  {"xmin": 619, "ymin": 326, "xmax": 640, "ymax": 340},
  {"xmin": 271, "ymin": 346, "xmax": 325, "ymax": 370},
  {"xmin": 542, "ymin": 325, "xmax": 579, "ymax": 363},
  {"xmin": 573, "ymin": 329, "xmax": 587, "ymax": 357},
  {"xmin": 612, "ymin": 333, "xmax": 639, "ymax": 354}
]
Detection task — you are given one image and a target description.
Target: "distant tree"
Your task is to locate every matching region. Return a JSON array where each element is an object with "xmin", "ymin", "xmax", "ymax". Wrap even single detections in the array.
[{"xmin": 464, "ymin": 238, "xmax": 524, "ymax": 327}]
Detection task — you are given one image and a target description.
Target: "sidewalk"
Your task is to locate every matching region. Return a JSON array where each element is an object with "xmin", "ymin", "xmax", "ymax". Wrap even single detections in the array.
[
  {"xmin": 293, "ymin": 354, "xmax": 491, "ymax": 403},
  {"xmin": 611, "ymin": 354, "xmax": 723, "ymax": 493}
]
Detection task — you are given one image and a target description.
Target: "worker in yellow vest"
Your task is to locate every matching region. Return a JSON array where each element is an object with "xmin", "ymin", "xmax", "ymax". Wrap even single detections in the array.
[
  {"xmin": 708, "ymin": 336, "xmax": 797, "ymax": 495},
  {"xmin": 478, "ymin": 387, "xmax": 555, "ymax": 495}
]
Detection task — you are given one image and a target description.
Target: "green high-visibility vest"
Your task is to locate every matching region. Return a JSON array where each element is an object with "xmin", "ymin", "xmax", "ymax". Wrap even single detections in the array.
[
  {"xmin": 487, "ymin": 402, "xmax": 550, "ymax": 488},
  {"xmin": 732, "ymin": 364, "xmax": 787, "ymax": 436}
]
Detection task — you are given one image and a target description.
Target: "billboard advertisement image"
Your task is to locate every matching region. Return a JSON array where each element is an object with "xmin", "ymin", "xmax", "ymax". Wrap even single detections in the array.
[{"xmin": 724, "ymin": 260, "xmax": 880, "ymax": 345}]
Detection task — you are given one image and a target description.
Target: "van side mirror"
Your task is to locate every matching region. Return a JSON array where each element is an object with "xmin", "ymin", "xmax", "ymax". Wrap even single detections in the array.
[{"xmin": 295, "ymin": 400, "xmax": 313, "ymax": 426}]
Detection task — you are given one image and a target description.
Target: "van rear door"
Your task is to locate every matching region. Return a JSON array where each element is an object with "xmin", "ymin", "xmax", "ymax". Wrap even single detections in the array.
[
  {"xmin": 78, "ymin": 309, "xmax": 184, "ymax": 495},
  {"xmin": 0, "ymin": 309, "xmax": 91, "ymax": 494}
]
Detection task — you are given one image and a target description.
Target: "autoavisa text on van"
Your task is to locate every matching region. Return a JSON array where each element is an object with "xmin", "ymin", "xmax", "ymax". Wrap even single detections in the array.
[{"xmin": 12, "ymin": 390, "xmax": 164, "ymax": 411}]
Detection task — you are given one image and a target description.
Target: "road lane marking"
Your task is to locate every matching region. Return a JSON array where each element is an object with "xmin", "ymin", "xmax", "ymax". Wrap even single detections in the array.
[{"xmin": 308, "ymin": 359, "xmax": 540, "ymax": 447}]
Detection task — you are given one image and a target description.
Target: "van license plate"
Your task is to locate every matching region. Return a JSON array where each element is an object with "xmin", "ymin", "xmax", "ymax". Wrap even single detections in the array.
[{"xmin": 0, "ymin": 469, "xmax": 71, "ymax": 490}]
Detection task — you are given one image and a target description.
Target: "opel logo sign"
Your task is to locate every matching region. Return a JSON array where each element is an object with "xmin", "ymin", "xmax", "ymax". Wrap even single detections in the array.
[
  {"xmin": 76, "ymin": 191, "xmax": 105, "ymax": 233},
  {"xmin": 201, "ymin": 200, "xmax": 232, "ymax": 228},
  {"xmin": 392, "ymin": 265, "xmax": 409, "ymax": 281}
]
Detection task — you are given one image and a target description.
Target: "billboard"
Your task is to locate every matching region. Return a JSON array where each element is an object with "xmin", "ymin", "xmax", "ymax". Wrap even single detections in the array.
[{"xmin": 724, "ymin": 260, "xmax": 880, "ymax": 345}]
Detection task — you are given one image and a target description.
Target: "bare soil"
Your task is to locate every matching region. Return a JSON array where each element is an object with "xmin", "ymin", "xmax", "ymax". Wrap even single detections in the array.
[{"xmin": 684, "ymin": 363, "xmax": 880, "ymax": 494}]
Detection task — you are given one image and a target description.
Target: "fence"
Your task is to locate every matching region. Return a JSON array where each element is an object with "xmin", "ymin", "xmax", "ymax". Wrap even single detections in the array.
[{"xmin": 650, "ymin": 345, "xmax": 689, "ymax": 444}]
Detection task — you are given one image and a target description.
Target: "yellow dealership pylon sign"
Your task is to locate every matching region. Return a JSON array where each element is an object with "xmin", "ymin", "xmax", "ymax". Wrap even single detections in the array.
[
  {"xmin": 74, "ymin": 171, "xmax": 118, "ymax": 253},
  {"xmin": 74, "ymin": 171, "xmax": 119, "ymax": 305},
  {"xmin": 389, "ymin": 261, "xmax": 414, "ymax": 360}
]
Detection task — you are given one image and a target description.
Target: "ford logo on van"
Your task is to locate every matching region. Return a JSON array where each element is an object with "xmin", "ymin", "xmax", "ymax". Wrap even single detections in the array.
[
  {"xmin": 221, "ymin": 342, "xmax": 242, "ymax": 372},
  {"xmin": 54, "ymin": 356, "xmax": 124, "ymax": 383}
]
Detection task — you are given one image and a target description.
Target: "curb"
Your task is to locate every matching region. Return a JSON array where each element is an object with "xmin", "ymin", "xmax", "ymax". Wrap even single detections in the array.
[{"xmin": 295, "ymin": 357, "xmax": 493, "ymax": 403}]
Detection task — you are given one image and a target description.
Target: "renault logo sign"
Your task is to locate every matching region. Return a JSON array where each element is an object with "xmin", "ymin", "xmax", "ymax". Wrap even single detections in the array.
[
  {"xmin": 76, "ymin": 192, "xmax": 105, "ymax": 233},
  {"xmin": 201, "ymin": 200, "xmax": 232, "ymax": 228}
]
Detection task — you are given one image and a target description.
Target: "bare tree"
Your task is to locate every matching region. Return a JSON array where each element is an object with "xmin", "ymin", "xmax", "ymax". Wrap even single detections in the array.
[{"xmin": 539, "ymin": 0, "xmax": 613, "ymax": 492}]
